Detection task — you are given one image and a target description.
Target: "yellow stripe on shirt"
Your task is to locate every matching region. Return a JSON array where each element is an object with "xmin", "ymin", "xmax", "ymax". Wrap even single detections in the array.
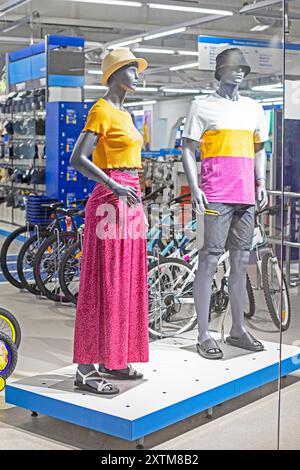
[{"xmin": 200, "ymin": 129, "xmax": 255, "ymax": 159}]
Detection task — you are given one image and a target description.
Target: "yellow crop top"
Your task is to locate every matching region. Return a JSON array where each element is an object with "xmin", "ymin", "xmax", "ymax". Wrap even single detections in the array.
[{"xmin": 82, "ymin": 98, "xmax": 143, "ymax": 169}]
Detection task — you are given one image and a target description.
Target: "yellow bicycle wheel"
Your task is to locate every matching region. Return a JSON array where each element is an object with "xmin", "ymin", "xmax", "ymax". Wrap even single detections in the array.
[{"xmin": 0, "ymin": 308, "xmax": 21, "ymax": 349}]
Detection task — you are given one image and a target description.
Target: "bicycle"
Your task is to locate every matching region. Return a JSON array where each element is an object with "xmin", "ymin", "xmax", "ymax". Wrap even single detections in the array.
[
  {"xmin": 33, "ymin": 203, "xmax": 86, "ymax": 302},
  {"xmin": 17, "ymin": 201, "xmax": 86, "ymax": 297},
  {"xmin": 147, "ymin": 204, "xmax": 289, "ymax": 338}
]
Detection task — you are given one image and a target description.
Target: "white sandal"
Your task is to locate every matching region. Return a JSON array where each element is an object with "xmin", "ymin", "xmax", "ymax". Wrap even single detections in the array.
[{"xmin": 74, "ymin": 369, "xmax": 120, "ymax": 395}]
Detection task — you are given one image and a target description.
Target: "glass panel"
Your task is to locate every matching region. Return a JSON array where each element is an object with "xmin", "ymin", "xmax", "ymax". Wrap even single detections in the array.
[{"xmin": 278, "ymin": 0, "xmax": 300, "ymax": 450}]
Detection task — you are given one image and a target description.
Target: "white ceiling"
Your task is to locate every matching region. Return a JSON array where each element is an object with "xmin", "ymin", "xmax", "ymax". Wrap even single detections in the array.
[{"xmin": 0, "ymin": 0, "xmax": 299, "ymax": 101}]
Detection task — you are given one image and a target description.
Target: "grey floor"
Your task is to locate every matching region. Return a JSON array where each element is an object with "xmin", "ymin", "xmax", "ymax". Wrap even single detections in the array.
[{"xmin": 0, "ymin": 233, "xmax": 300, "ymax": 450}]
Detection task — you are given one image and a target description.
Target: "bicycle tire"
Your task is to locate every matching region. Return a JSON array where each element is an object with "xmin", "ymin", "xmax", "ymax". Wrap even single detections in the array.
[
  {"xmin": 0, "ymin": 332, "xmax": 18, "ymax": 380},
  {"xmin": 261, "ymin": 252, "xmax": 291, "ymax": 331},
  {"xmin": 0, "ymin": 225, "xmax": 34, "ymax": 289},
  {"xmin": 58, "ymin": 240, "xmax": 82, "ymax": 305},
  {"xmin": 34, "ymin": 231, "xmax": 78, "ymax": 302},
  {"xmin": 244, "ymin": 273, "xmax": 256, "ymax": 319},
  {"xmin": 148, "ymin": 257, "xmax": 196, "ymax": 339},
  {"xmin": 17, "ymin": 231, "xmax": 50, "ymax": 296},
  {"xmin": 0, "ymin": 307, "xmax": 21, "ymax": 349}
]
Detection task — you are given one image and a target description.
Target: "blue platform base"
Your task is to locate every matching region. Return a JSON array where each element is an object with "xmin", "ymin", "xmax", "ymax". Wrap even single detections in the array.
[{"xmin": 5, "ymin": 333, "xmax": 300, "ymax": 442}]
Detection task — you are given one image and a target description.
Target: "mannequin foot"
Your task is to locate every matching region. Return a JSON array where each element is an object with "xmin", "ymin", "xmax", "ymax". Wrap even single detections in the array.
[
  {"xmin": 226, "ymin": 331, "xmax": 264, "ymax": 352},
  {"xmin": 99, "ymin": 364, "xmax": 143, "ymax": 380},
  {"xmin": 75, "ymin": 365, "xmax": 119, "ymax": 395},
  {"xmin": 197, "ymin": 338, "xmax": 223, "ymax": 360}
]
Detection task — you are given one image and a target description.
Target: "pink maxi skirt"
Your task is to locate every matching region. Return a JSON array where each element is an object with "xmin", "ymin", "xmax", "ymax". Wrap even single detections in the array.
[{"xmin": 73, "ymin": 169, "xmax": 149, "ymax": 369}]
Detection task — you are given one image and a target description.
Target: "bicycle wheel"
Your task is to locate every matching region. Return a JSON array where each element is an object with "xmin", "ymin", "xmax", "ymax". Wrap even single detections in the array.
[
  {"xmin": 148, "ymin": 257, "xmax": 196, "ymax": 339},
  {"xmin": 0, "ymin": 332, "xmax": 18, "ymax": 380},
  {"xmin": 244, "ymin": 273, "xmax": 256, "ymax": 319},
  {"xmin": 0, "ymin": 307, "xmax": 21, "ymax": 349},
  {"xmin": 58, "ymin": 240, "xmax": 82, "ymax": 305},
  {"xmin": 262, "ymin": 252, "xmax": 291, "ymax": 331},
  {"xmin": 0, "ymin": 225, "xmax": 35, "ymax": 289},
  {"xmin": 34, "ymin": 231, "xmax": 78, "ymax": 302},
  {"xmin": 17, "ymin": 231, "xmax": 50, "ymax": 295}
]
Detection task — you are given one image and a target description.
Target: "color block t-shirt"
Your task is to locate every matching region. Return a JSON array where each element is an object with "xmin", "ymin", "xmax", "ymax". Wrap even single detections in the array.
[{"xmin": 182, "ymin": 93, "xmax": 269, "ymax": 204}]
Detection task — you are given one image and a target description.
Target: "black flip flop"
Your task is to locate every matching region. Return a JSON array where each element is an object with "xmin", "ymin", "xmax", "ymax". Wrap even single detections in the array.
[
  {"xmin": 99, "ymin": 364, "xmax": 143, "ymax": 380},
  {"xmin": 226, "ymin": 331, "xmax": 264, "ymax": 352},
  {"xmin": 197, "ymin": 339, "xmax": 223, "ymax": 360}
]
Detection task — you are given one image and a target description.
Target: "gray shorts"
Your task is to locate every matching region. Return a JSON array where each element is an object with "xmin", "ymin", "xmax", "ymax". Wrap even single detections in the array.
[{"xmin": 199, "ymin": 202, "xmax": 255, "ymax": 253}]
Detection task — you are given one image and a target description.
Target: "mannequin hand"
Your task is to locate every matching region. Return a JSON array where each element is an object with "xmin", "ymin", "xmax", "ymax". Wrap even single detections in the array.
[
  {"xmin": 256, "ymin": 180, "xmax": 268, "ymax": 210},
  {"xmin": 109, "ymin": 180, "xmax": 141, "ymax": 207},
  {"xmin": 191, "ymin": 187, "xmax": 208, "ymax": 214}
]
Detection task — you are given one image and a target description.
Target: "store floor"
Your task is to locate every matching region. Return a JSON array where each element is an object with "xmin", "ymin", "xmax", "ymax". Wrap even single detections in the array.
[{"xmin": 0, "ymin": 234, "xmax": 300, "ymax": 450}]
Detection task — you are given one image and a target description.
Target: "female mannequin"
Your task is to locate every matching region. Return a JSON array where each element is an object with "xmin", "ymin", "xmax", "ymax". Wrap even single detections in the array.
[{"xmin": 70, "ymin": 49, "xmax": 149, "ymax": 395}]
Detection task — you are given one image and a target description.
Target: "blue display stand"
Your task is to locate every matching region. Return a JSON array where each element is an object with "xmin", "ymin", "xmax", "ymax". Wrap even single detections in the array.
[
  {"xmin": 5, "ymin": 333, "xmax": 300, "ymax": 443},
  {"xmin": 46, "ymin": 101, "xmax": 95, "ymax": 205}
]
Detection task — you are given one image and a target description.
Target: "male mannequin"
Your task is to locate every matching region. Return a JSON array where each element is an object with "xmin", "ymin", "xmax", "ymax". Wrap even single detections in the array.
[{"xmin": 182, "ymin": 48, "xmax": 269, "ymax": 359}]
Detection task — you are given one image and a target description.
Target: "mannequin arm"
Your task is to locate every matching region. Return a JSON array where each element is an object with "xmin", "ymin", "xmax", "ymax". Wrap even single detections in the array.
[
  {"xmin": 182, "ymin": 137, "xmax": 208, "ymax": 213},
  {"xmin": 69, "ymin": 131, "xmax": 140, "ymax": 206},
  {"xmin": 254, "ymin": 142, "xmax": 268, "ymax": 209},
  {"xmin": 70, "ymin": 131, "xmax": 111, "ymax": 185}
]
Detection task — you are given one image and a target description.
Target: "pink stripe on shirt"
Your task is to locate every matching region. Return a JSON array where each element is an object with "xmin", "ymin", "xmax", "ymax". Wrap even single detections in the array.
[{"xmin": 200, "ymin": 156, "xmax": 255, "ymax": 205}]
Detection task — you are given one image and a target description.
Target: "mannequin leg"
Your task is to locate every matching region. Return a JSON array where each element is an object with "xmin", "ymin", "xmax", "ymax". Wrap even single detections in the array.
[
  {"xmin": 194, "ymin": 249, "xmax": 222, "ymax": 345},
  {"xmin": 228, "ymin": 249, "xmax": 250, "ymax": 338}
]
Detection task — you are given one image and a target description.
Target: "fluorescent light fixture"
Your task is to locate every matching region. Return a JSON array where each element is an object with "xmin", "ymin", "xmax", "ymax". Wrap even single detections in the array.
[
  {"xmin": 124, "ymin": 100, "xmax": 157, "ymax": 107},
  {"xmin": 170, "ymin": 61, "xmax": 198, "ymax": 71},
  {"xmin": 178, "ymin": 50, "xmax": 198, "ymax": 56},
  {"xmin": 0, "ymin": 0, "xmax": 31, "ymax": 18},
  {"xmin": 84, "ymin": 85, "xmax": 107, "ymax": 90},
  {"xmin": 163, "ymin": 88, "xmax": 200, "ymax": 93},
  {"xmin": 250, "ymin": 24, "xmax": 270, "ymax": 32},
  {"xmin": 108, "ymin": 37, "xmax": 143, "ymax": 49},
  {"xmin": 147, "ymin": 3, "xmax": 233, "ymax": 16},
  {"xmin": 144, "ymin": 26, "xmax": 186, "ymax": 41},
  {"xmin": 135, "ymin": 86, "xmax": 158, "ymax": 91},
  {"xmin": 134, "ymin": 47, "xmax": 175, "ymax": 55},
  {"xmin": 87, "ymin": 69, "xmax": 103, "ymax": 75},
  {"xmin": 201, "ymin": 88, "xmax": 216, "ymax": 94},
  {"xmin": 260, "ymin": 97, "xmax": 283, "ymax": 103},
  {"xmin": 64, "ymin": 0, "xmax": 142, "ymax": 7},
  {"xmin": 252, "ymin": 82, "xmax": 283, "ymax": 92}
]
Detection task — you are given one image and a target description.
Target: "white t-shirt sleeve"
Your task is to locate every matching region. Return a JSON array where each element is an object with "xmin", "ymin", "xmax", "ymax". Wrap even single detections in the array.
[
  {"xmin": 254, "ymin": 104, "xmax": 269, "ymax": 143},
  {"xmin": 182, "ymin": 100, "xmax": 205, "ymax": 142}
]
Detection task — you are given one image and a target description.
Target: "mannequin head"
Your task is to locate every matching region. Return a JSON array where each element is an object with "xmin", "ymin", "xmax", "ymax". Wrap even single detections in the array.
[
  {"xmin": 215, "ymin": 48, "xmax": 250, "ymax": 88},
  {"xmin": 107, "ymin": 61, "xmax": 139, "ymax": 92}
]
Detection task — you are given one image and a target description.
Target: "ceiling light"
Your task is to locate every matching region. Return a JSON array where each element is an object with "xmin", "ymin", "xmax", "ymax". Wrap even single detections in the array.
[
  {"xmin": 135, "ymin": 86, "xmax": 158, "ymax": 91},
  {"xmin": 260, "ymin": 97, "xmax": 283, "ymax": 103},
  {"xmin": 63, "ymin": 0, "xmax": 142, "ymax": 7},
  {"xmin": 201, "ymin": 88, "xmax": 216, "ymax": 94},
  {"xmin": 0, "ymin": 0, "xmax": 31, "ymax": 18},
  {"xmin": 252, "ymin": 82, "xmax": 283, "ymax": 92},
  {"xmin": 134, "ymin": 47, "xmax": 175, "ymax": 55},
  {"xmin": 147, "ymin": 3, "xmax": 233, "ymax": 16},
  {"xmin": 163, "ymin": 88, "xmax": 200, "ymax": 94},
  {"xmin": 170, "ymin": 62, "xmax": 198, "ymax": 71},
  {"xmin": 84, "ymin": 85, "xmax": 107, "ymax": 90},
  {"xmin": 144, "ymin": 27, "xmax": 186, "ymax": 41},
  {"xmin": 178, "ymin": 50, "xmax": 198, "ymax": 56},
  {"xmin": 124, "ymin": 100, "xmax": 157, "ymax": 107},
  {"xmin": 108, "ymin": 37, "xmax": 143, "ymax": 49},
  {"xmin": 87, "ymin": 69, "xmax": 103, "ymax": 75},
  {"xmin": 250, "ymin": 24, "xmax": 270, "ymax": 32}
]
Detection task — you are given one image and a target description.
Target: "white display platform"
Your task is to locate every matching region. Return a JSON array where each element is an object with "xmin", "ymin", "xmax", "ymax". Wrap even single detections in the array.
[{"xmin": 5, "ymin": 333, "xmax": 300, "ymax": 442}]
